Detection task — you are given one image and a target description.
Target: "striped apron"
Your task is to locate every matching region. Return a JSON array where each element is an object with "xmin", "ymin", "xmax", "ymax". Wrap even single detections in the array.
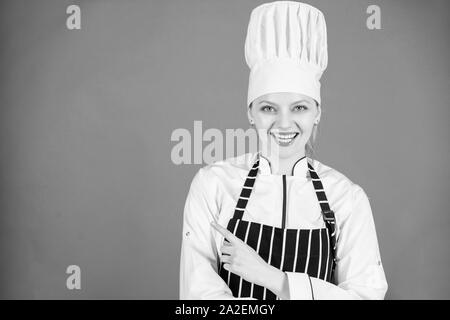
[{"xmin": 218, "ymin": 155, "xmax": 337, "ymax": 299}]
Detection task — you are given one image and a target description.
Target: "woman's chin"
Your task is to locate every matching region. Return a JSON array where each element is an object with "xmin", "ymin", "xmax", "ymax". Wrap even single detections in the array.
[
  {"xmin": 277, "ymin": 145, "xmax": 305, "ymax": 159},
  {"xmin": 259, "ymin": 140, "xmax": 305, "ymax": 159}
]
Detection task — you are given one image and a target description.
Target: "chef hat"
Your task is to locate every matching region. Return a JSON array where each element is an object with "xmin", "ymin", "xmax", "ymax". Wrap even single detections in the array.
[{"xmin": 245, "ymin": 1, "xmax": 328, "ymax": 106}]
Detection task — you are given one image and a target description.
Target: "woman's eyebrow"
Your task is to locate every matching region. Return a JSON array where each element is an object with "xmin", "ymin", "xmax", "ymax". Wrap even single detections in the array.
[{"xmin": 258, "ymin": 100, "xmax": 311, "ymax": 106}]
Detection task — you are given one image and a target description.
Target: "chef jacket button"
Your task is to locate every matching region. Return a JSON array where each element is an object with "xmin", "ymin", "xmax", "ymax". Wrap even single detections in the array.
[{"xmin": 185, "ymin": 231, "xmax": 190, "ymax": 237}]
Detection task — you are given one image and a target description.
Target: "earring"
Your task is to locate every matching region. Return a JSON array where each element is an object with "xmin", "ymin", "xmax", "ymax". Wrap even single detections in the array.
[{"xmin": 249, "ymin": 120, "xmax": 254, "ymax": 126}]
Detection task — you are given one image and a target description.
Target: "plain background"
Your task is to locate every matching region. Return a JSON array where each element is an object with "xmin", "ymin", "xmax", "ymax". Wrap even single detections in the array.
[{"xmin": 0, "ymin": 0, "xmax": 449, "ymax": 299}]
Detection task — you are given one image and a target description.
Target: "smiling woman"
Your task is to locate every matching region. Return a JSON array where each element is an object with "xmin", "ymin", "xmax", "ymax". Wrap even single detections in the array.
[
  {"xmin": 179, "ymin": 1, "xmax": 388, "ymax": 300},
  {"xmin": 248, "ymin": 92, "xmax": 320, "ymax": 174}
]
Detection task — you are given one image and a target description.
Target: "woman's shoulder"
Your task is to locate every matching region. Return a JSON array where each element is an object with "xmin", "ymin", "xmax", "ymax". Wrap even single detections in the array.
[
  {"xmin": 196, "ymin": 153, "xmax": 256, "ymax": 179},
  {"xmin": 311, "ymin": 159, "xmax": 372, "ymax": 228},
  {"xmin": 310, "ymin": 158, "xmax": 367, "ymax": 197},
  {"xmin": 190, "ymin": 153, "xmax": 256, "ymax": 190}
]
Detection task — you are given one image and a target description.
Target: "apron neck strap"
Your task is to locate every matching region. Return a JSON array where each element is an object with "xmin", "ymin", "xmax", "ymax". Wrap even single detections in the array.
[
  {"xmin": 232, "ymin": 154, "xmax": 334, "ymax": 223},
  {"xmin": 231, "ymin": 153, "xmax": 337, "ymax": 267},
  {"xmin": 232, "ymin": 155, "xmax": 260, "ymax": 220}
]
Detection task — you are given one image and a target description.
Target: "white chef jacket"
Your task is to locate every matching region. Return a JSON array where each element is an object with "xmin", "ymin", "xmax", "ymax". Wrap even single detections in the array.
[{"xmin": 179, "ymin": 152, "xmax": 388, "ymax": 300}]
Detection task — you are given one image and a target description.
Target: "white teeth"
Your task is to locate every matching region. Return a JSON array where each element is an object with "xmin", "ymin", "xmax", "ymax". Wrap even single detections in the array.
[
  {"xmin": 270, "ymin": 132, "xmax": 299, "ymax": 145},
  {"xmin": 276, "ymin": 134, "xmax": 295, "ymax": 139},
  {"xmin": 272, "ymin": 133, "xmax": 297, "ymax": 139}
]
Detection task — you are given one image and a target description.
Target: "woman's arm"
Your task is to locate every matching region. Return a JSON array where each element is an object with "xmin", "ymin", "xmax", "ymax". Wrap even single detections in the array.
[
  {"xmin": 179, "ymin": 168, "xmax": 256, "ymax": 300},
  {"xmin": 282, "ymin": 185, "xmax": 388, "ymax": 300}
]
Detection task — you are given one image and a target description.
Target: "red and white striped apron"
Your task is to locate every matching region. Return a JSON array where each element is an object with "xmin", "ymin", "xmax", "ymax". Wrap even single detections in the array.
[{"xmin": 218, "ymin": 154, "xmax": 337, "ymax": 299}]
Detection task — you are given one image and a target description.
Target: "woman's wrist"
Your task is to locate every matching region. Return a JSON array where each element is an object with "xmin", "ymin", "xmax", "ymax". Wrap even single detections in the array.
[{"xmin": 263, "ymin": 265, "xmax": 290, "ymax": 299}]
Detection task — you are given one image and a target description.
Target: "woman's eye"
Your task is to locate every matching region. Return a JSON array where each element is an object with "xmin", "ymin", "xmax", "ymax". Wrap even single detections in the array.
[
  {"xmin": 294, "ymin": 105, "xmax": 308, "ymax": 111},
  {"xmin": 261, "ymin": 105, "xmax": 275, "ymax": 112}
]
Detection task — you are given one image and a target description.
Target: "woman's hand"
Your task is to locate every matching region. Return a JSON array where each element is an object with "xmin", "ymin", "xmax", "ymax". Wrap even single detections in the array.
[{"xmin": 211, "ymin": 221, "xmax": 288, "ymax": 298}]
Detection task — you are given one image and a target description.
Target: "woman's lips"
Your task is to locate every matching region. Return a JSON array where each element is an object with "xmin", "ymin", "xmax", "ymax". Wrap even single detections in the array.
[{"xmin": 269, "ymin": 131, "xmax": 300, "ymax": 146}]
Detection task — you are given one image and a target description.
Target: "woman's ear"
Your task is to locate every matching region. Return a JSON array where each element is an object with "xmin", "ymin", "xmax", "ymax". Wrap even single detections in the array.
[
  {"xmin": 247, "ymin": 104, "xmax": 254, "ymax": 124},
  {"xmin": 315, "ymin": 102, "xmax": 322, "ymax": 123}
]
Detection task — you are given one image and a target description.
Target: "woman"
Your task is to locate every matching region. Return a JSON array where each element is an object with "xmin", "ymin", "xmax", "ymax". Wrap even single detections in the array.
[{"xmin": 179, "ymin": 1, "xmax": 388, "ymax": 300}]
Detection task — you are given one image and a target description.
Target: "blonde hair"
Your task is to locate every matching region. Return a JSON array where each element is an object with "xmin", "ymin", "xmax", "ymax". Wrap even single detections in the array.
[{"xmin": 305, "ymin": 123, "xmax": 318, "ymax": 159}]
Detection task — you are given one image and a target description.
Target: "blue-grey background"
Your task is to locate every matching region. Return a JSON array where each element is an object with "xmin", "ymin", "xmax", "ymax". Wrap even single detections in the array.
[{"xmin": 0, "ymin": 0, "xmax": 449, "ymax": 299}]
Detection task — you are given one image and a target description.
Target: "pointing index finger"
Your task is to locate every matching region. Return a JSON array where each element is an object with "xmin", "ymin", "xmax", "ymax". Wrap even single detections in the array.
[{"xmin": 211, "ymin": 221, "xmax": 239, "ymax": 245}]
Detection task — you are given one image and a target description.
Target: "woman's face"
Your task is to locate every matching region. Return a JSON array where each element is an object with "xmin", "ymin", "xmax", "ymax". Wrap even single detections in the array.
[{"xmin": 248, "ymin": 92, "xmax": 320, "ymax": 159}]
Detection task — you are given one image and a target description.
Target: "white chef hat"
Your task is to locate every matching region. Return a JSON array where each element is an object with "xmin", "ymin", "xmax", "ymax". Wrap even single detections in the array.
[{"xmin": 245, "ymin": 1, "xmax": 328, "ymax": 107}]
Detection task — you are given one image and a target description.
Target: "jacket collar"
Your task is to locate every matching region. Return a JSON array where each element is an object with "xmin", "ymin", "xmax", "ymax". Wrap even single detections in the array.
[{"xmin": 253, "ymin": 152, "xmax": 309, "ymax": 177}]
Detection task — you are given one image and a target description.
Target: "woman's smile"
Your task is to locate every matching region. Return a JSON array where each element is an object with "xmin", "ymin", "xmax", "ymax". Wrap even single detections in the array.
[
  {"xmin": 248, "ymin": 92, "xmax": 319, "ymax": 155},
  {"xmin": 269, "ymin": 130, "xmax": 300, "ymax": 147}
]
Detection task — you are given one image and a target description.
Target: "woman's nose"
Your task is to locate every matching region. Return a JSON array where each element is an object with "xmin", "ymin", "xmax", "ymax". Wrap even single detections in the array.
[{"xmin": 277, "ymin": 111, "xmax": 293, "ymax": 129}]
